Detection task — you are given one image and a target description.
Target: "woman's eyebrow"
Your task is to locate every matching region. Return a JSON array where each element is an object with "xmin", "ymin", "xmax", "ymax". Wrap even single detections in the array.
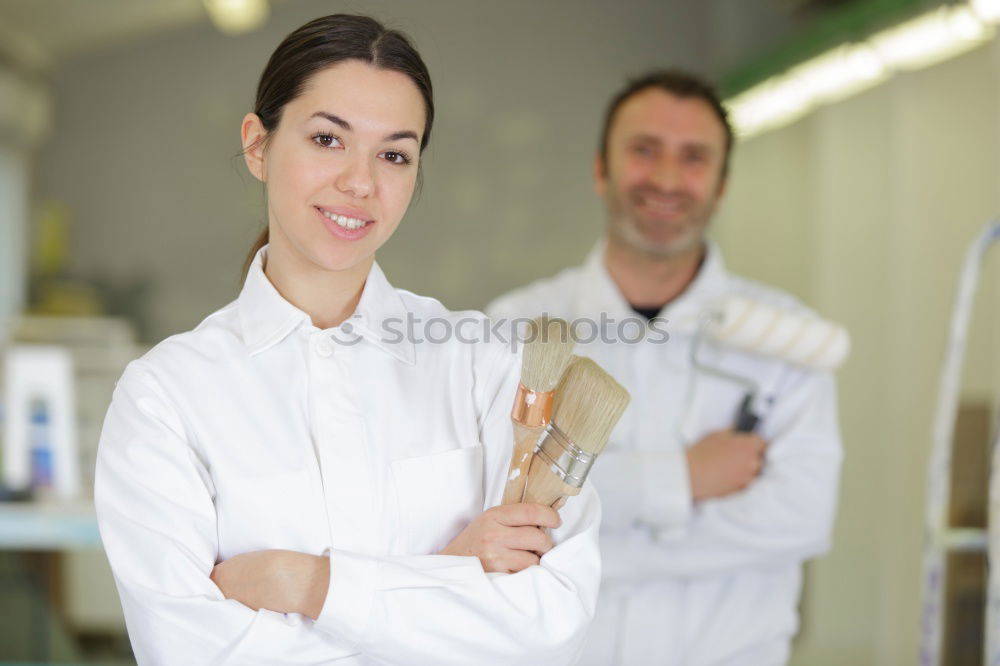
[
  {"xmin": 309, "ymin": 111, "xmax": 418, "ymax": 142},
  {"xmin": 310, "ymin": 111, "xmax": 351, "ymax": 129},
  {"xmin": 385, "ymin": 130, "xmax": 419, "ymax": 142}
]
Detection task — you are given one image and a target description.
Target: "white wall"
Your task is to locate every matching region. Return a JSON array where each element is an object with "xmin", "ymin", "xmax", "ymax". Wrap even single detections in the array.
[
  {"xmin": 0, "ymin": 63, "xmax": 48, "ymax": 341},
  {"xmin": 0, "ymin": 145, "xmax": 27, "ymax": 343},
  {"xmin": 714, "ymin": 39, "xmax": 1000, "ymax": 666}
]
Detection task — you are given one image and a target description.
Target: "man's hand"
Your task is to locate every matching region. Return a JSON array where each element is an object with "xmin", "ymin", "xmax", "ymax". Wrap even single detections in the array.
[
  {"xmin": 686, "ymin": 430, "xmax": 767, "ymax": 501},
  {"xmin": 210, "ymin": 549, "xmax": 329, "ymax": 619},
  {"xmin": 438, "ymin": 503, "xmax": 561, "ymax": 573}
]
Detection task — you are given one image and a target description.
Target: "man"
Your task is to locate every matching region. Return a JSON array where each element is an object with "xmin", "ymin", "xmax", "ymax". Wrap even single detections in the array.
[{"xmin": 486, "ymin": 70, "xmax": 842, "ymax": 665}]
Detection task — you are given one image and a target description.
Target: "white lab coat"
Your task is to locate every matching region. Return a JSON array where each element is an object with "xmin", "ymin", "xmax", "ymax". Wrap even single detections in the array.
[
  {"xmin": 486, "ymin": 241, "xmax": 842, "ymax": 666},
  {"xmin": 95, "ymin": 247, "xmax": 602, "ymax": 666}
]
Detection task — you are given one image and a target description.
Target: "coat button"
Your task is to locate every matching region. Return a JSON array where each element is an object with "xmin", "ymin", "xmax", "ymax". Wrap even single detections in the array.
[{"xmin": 315, "ymin": 337, "xmax": 334, "ymax": 357}]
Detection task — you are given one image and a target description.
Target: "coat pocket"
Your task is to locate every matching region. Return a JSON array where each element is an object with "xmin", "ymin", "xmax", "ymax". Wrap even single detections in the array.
[{"xmin": 390, "ymin": 446, "xmax": 485, "ymax": 555}]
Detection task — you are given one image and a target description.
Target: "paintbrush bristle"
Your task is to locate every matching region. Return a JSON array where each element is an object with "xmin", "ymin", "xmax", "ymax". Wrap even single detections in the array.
[
  {"xmin": 552, "ymin": 357, "xmax": 629, "ymax": 456},
  {"xmin": 520, "ymin": 316, "xmax": 575, "ymax": 392}
]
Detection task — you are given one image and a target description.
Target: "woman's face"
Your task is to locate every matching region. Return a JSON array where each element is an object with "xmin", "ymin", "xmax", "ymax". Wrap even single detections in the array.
[{"xmin": 243, "ymin": 60, "xmax": 425, "ymax": 274}]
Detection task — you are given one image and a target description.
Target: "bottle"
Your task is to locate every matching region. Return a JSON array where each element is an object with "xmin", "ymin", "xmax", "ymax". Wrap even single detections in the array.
[{"xmin": 29, "ymin": 396, "xmax": 54, "ymax": 494}]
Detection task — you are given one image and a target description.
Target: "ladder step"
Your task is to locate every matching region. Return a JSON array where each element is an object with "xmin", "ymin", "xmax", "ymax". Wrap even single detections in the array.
[{"xmin": 941, "ymin": 528, "xmax": 988, "ymax": 552}]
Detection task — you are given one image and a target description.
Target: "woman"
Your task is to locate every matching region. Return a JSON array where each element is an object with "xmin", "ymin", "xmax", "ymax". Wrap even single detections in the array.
[{"xmin": 94, "ymin": 14, "xmax": 601, "ymax": 666}]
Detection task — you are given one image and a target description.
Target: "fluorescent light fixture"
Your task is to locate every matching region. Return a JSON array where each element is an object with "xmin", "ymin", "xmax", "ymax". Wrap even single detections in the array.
[
  {"xmin": 728, "ymin": 44, "xmax": 888, "ymax": 138},
  {"xmin": 204, "ymin": 0, "xmax": 269, "ymax": 35},
  {"xmin": 791, "ymin": 44, "xmax": 888, "ymax": 104},
  {"xmin": 728, "ymin": 78, "xmax": 809, "ymax": 138},
  {"xmin": 971, "ymin": 0, "xmax": 1000, "ymax": 23},
  {"xmin": 871, "ymin": 6, "xmax": 990, "ymax": 70},
  {"xmin": 728, "ymin": 3, "xmax": 995, "ymax": 139}
]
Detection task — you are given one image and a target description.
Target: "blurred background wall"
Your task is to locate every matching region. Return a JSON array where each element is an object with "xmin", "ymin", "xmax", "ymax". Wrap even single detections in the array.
[{"xmin": 2, "ymin": 0, "xmax": 999, "ymax": 664}]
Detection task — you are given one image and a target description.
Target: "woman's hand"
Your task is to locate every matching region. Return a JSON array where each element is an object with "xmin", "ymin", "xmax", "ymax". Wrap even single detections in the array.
[
  {"xmin": 210, "ymin": 549, "xmax": 329, "ymax": 619},
  {"xmin": 438, "ymin": 503, "xmax": 561, "ymax": 573}
]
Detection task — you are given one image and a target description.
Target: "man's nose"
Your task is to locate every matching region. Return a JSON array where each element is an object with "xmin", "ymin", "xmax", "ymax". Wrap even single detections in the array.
[{"xmin": 649, "ymin": 154, "xmax": 681, "ymax": 190}]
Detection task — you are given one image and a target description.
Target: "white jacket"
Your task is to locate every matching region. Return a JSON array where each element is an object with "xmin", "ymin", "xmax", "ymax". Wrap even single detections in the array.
[
  {"xmin": 95, "ymin": 247, "xmax": 601, "ymax": 666},
  {"xmin": 487, "ymin": 241, "xmax": 842, "ymax": 666}
]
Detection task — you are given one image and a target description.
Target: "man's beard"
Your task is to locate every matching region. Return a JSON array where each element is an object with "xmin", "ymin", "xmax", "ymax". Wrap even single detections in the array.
[{"xmin": 606, "ymin": 183, "xmax": 716, "ymax": 259}]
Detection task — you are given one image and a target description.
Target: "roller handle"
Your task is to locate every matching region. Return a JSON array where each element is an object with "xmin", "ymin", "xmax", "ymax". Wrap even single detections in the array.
[{"xmin": 734, "ymin": 394, "xmax": 760, "ymax": 433}]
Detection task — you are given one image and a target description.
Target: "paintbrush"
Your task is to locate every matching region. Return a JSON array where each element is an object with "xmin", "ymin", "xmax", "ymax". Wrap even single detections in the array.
[
  {"xmin": 522, "ymin": 356, "xmax": 630, "ymax": 508},
  {"xmin": 501, "ymin": 317, "xmax": 575, "ymax": 505}
]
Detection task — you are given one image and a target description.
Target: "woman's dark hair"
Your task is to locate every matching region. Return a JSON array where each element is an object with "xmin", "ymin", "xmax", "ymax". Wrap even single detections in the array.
[{"xmin": 242, "ymin": 14, "xmax": 434, "ymax": 276}]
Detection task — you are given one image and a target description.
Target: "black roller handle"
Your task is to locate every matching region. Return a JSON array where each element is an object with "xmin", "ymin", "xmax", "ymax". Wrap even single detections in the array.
[{"xmin": 734, "ymin": 393, "xmax": 760, "ymax": 433}]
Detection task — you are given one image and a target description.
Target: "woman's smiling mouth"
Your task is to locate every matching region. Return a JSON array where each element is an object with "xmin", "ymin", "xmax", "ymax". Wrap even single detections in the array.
[{"xmin": 316, "ymin": 205, "xmax": 373, "ymax": 230}]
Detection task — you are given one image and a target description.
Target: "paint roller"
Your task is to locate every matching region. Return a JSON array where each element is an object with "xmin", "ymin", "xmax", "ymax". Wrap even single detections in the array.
[{"xmin": 691, "ymin": 296, "xmax": 850, "ymax": 432}]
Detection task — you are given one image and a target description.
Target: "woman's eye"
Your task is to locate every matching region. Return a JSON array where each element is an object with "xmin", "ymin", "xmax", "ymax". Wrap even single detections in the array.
[
  {"xmin": 313, "ymin": 133, "xmax": 342, "ymax": 149},
  {"xmin": 380, "ymin": 150, "xmax": 412, "ymax": 165}
]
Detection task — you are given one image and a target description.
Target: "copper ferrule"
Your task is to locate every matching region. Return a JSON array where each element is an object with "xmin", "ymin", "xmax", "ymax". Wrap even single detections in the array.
[{"xmin": 510, "ymin": 384, "xmax": 554, "ymax": 428}]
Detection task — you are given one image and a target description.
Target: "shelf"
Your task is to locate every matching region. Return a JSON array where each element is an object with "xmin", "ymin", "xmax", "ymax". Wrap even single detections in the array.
[{"xmin": 0, "ymin": 501, "xmax": 101, "ymax": 550}]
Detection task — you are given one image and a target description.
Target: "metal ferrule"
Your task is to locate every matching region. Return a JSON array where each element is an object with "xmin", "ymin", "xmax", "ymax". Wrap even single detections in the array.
[
  {"xmin": 511, "ymin": 384, "xmax": 554, "ymax": 428},
  {"xmin": 534, "ymin": 422, "xmax": 597, "ymax": 489}
]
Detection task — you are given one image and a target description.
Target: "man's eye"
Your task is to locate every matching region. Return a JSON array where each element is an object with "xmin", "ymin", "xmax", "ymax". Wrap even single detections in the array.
[
  {"xmin": 632, "ymin": 144, "xmax": 655, "ymax": 157},
  {"xmin": 313, "ymin": 133, "xmax": 342, "ymax": 149}
]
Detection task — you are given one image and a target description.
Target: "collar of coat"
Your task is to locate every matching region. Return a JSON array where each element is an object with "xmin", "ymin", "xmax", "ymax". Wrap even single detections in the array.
[
  {"xmin": 576, "ymin": 237, "xmax": 731, "ymax": 334},
  {"xmin": 237, "ymin": 245, "xmax": 416, "ymax": 365}
]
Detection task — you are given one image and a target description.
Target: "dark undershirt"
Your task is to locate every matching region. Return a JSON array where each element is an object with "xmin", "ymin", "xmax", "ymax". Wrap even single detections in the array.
[
  {"xmin": 630, "ymin": 304, "xmax": 666, "ymax": 321},
  {"xmin": 626, "ymin": 249, "xmax": 707, "ymax": 321}
]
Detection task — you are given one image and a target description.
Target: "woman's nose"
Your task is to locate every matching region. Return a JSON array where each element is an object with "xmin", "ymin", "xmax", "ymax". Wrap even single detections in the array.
[{"xmin": 335, "ymin": 155, "xmax": 374, "ymax": 198}]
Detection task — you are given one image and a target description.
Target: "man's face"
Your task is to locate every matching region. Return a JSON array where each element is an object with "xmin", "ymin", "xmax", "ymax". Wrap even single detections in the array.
[{"xmin": 596, "ymin": 88, "xmax": 728, "ymax": 259}]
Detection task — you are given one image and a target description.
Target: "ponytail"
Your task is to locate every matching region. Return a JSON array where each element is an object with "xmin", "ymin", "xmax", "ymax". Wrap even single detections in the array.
[{"xmin": 242, "ymin": 227, "xmax": 269, "ymax": 279}]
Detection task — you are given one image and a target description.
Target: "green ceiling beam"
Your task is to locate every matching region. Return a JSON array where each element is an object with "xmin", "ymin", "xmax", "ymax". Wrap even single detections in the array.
[{"xmin": 721, "ymin": 0, "xmax": 941, "ymax": 96}]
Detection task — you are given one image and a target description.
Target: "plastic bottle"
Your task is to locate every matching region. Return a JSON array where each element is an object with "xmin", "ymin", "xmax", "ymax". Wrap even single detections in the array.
[{"xmin": 29, "ymin": 396, "xmax": 53, "ymax": 491}]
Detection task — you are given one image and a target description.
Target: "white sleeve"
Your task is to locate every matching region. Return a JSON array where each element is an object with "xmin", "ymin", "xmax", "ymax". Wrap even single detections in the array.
[
  {"xmin": 605, "ymin": 368, "xmax": 842, "ymax": 579},
  {"xmin": 593, "ymin": 447, "xmax": 692, "ymax": 533},
  {"xmin": 483, "ymin": 295, "xmax": 516, "ymax": 322},
  {"xmin": 313, "ymin": 340, "xmax": 602, "ymax": 665},
  {"xmin": 95, "ymin": 362, "xmax": 357, "ymax": 666}
]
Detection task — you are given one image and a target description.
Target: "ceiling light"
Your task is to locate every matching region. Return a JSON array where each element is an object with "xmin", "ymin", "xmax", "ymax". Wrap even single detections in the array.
[
  {"xmin": 203, "ymin": 0, "xmax": 269, "ymax": 35},
  {"xmin": 870, "ymin": 6, "xmax": 990, "ymax": 70},
  {"xmin": 790, "ymin": 44, "xmax": 888, "ymax": 104},
  {"xmin": 727, "ymin": 3, "xmax": 994, "ymax": 139},
  {"xmin": 971, "ymin": 0, "xmax": 1000, "ymax": 23}
]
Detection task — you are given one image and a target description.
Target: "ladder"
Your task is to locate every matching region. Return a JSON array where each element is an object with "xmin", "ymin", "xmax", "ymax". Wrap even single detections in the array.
[{"xmin": 921, "ymin": 219, "xmax": 1000, "ymax": 665}]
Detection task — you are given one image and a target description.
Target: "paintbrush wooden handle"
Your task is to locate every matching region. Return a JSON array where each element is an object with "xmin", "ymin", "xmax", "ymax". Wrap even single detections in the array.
[
  {"xmin": 522, "ymin": 450, "xmax": 582, "ymax": 508},
  {"xmin": 502, "ymin": 422, "xmax": 542, "ymax": 504}
]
